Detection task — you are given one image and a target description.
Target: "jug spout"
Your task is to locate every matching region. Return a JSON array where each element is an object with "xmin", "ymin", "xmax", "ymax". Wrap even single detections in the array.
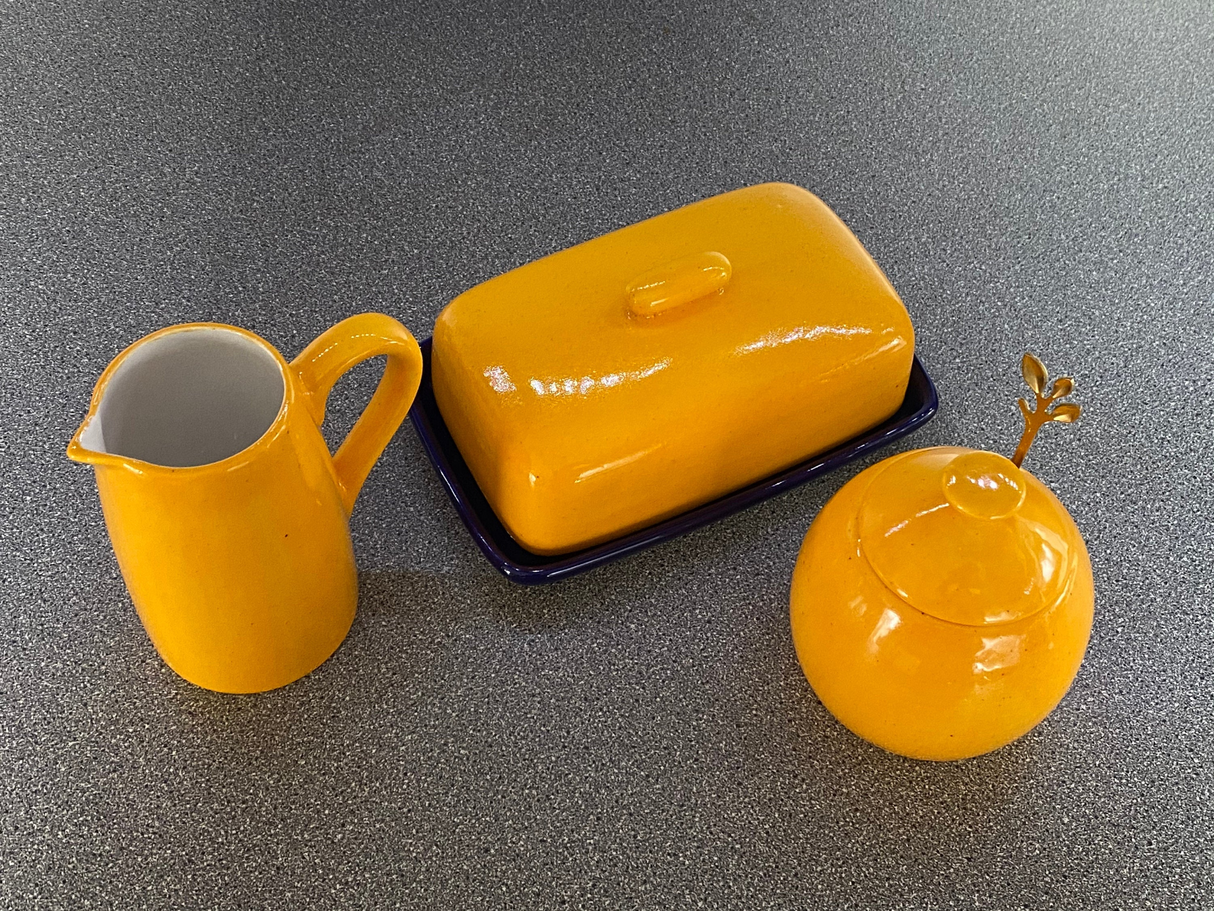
[{"xmin": 66, "ymin": 410, "xmax": 129, "ymax": 468}]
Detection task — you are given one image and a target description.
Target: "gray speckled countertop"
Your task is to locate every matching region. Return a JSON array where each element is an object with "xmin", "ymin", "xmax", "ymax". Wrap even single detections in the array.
[{"xmin": 2, "ymin": 1, "xmax": 1212, "ymax": 908}]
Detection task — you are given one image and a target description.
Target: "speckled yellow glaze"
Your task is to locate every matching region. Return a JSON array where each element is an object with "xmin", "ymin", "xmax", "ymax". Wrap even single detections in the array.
[
  {"xmin": 67, "ymin": 315, "xmax": 422, "ymax": 693},
  {"xmin": 433, "ymin": 182, "xmax": 915, "ymax": 555},
  {"xmin": 790, "ymin": 446, "xmax": 1094, "ymax": 761}
]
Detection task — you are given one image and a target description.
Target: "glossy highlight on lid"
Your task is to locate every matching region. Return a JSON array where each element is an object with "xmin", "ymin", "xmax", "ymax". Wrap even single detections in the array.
[{"xmin": 524, "ymin": 359, "xmax": 671, "ymax": 398}]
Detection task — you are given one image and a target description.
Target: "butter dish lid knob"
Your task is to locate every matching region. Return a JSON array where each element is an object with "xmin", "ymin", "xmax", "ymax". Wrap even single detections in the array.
[{"xmin": 625, "ymin": 251, "xmax": 732, "ymax": 318}]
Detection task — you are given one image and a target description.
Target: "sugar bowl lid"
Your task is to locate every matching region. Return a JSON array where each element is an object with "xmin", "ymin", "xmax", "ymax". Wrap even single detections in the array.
[
  {"xmin": 858, "ymin": 448, "xmax": 1079, "ymax": 625},
  {"xmin": 857, "ymin": 354, "xmax": 1085, "ymax": 627}
]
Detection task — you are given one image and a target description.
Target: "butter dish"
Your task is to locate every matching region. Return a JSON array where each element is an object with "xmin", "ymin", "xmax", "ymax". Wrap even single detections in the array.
[{"xmin": 429, "ymin": 183, "xmax": 921, "ymax": 557}]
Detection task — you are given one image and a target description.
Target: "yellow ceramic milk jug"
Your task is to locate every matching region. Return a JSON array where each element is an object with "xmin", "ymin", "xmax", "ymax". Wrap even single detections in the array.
[
  {"xmin": 67, "ymin": 313, "xmax": 423, "ymax": 693},
  {"xmin": 791, "ymin": 355, "xmax": 1093, "ymax": 760}
]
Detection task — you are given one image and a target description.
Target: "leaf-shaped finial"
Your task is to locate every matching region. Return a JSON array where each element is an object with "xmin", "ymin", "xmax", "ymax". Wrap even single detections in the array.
[
  {"xmin": 1022, "ymin": 353, "xmax": 1048, "ymax": 396},
  {"xmin": 1049, "ymin": 403, "xmax": 1082, "ymax": 423},
  {"xmin": 1012, "ymin": 353, "xmax": 1081, "ymax": 467},
  {"xmin": 1049, "ymin": 376, "xmax": 1074, "ymax": 399}
]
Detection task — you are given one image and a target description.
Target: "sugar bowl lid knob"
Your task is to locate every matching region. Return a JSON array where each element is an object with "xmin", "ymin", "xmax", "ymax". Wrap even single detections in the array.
[{"xmin": 942, "ymin": 450, "xmax": 1027, "ymax": 519}]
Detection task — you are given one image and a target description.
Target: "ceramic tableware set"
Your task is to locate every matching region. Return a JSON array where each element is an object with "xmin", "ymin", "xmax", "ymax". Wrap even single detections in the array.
[{"xmin": 69, "ymin": 183, "xmax": 1092, "ymax": 761}]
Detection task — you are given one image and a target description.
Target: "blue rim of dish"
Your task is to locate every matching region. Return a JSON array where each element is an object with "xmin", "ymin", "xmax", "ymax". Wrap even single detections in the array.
[{"xmin": 408, "ymin": 338, "xmax": 938, "ymax": 585}]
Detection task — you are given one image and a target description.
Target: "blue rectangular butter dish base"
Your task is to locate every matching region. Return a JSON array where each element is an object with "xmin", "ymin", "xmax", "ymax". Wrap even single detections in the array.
[{"xmin": 408, "ymin": 339, "xmax": 938, "ymax": 585}]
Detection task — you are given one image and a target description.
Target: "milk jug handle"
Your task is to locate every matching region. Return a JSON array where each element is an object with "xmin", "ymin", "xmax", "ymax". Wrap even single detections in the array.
[{"xmin": 290, "ymin": 313, "xmax": 423, "ymax": 516}]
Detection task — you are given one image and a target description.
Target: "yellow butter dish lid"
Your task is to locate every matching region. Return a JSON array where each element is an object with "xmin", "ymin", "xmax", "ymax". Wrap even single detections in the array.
[{"xmin": 432, "ymin": 182, "xmax": 916, "ymax": 555}]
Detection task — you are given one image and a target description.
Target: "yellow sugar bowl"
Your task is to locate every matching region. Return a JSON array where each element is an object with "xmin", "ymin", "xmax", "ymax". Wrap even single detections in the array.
[{"xmin": 790, "ymin": 355, "xmax": 1093, "ymax": 760}]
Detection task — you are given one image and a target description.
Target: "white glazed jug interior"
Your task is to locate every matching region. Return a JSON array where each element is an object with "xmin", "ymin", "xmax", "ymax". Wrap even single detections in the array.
[{"xmin": 77, "ymin": 327, "xmax": 286, "ymax": 468}]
